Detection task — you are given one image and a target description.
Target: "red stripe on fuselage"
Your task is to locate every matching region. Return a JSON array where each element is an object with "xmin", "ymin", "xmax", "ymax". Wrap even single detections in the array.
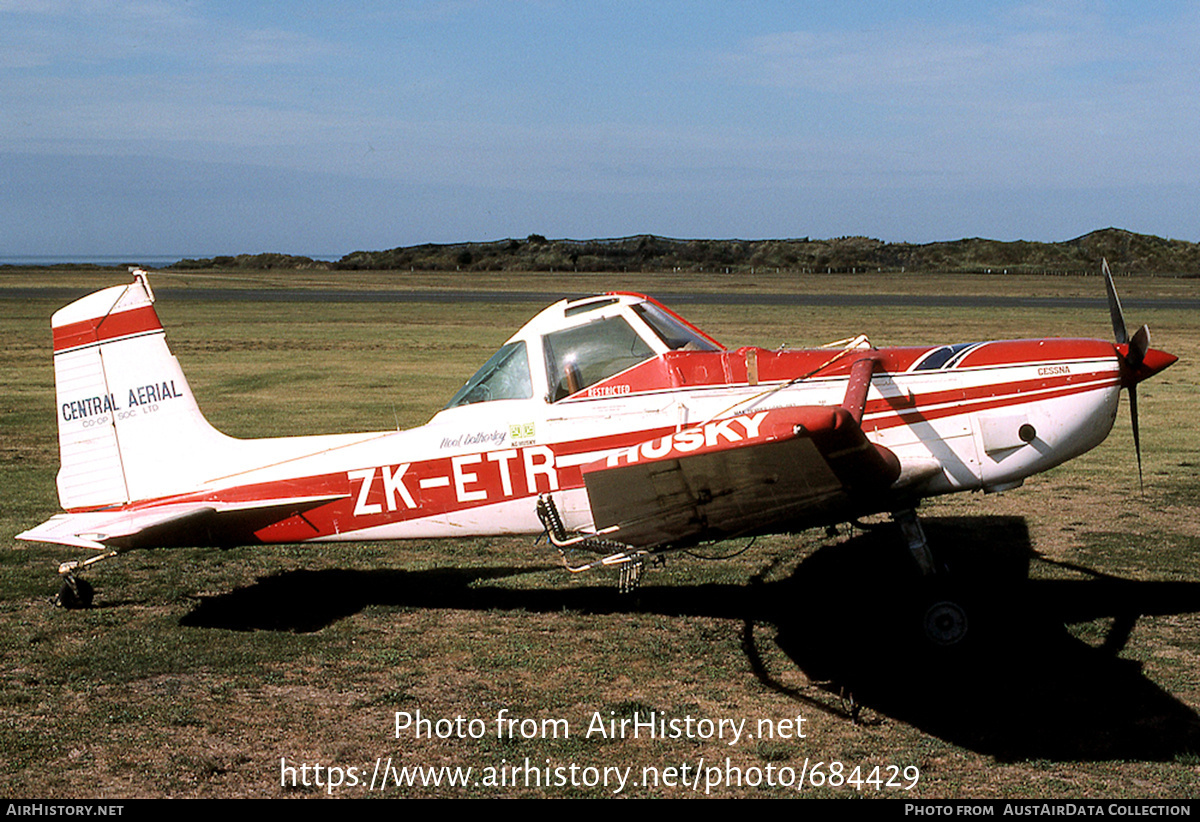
[
  {"xmin": 861, "ymin": 364, "xmax": 1118, "ymax": 424},
  {"xmin": 865, "ymin": 374, "xmax": 1119, "ymax": 432}
]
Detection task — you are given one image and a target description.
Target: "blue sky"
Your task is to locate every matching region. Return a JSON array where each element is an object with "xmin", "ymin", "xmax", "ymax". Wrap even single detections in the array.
[{"xmin": 3, "ymin": 1, "xmax": 1198, "ymax": 257}]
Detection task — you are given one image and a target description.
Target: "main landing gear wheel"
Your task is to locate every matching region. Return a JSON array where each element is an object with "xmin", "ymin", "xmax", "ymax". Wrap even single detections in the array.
[
  {"xmin": 923, "ymin": 600, "xmax": 968, "ymax": 646},
  {"xmin": 56, "ymin": 576, "xmax": 94, "ymax": 609}
]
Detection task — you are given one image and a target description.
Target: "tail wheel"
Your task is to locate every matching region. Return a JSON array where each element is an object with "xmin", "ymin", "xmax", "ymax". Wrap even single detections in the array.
[{"xmin": 56, "ymin": 577, "xmax": 94, "ymax": 609}]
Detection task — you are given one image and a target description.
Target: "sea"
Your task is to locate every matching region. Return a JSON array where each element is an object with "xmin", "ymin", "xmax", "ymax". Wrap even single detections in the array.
[{"xmin": 0, "ymin": 254, "xmax": 341, "ymax": 267}]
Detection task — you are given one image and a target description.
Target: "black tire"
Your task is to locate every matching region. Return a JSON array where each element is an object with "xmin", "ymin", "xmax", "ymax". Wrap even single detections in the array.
[
  {"xmin": 57, "ymin": 577, "xmax": 94, "ymax": 609},
  {"xmin": 923, "ymin": 599, "xmax": 968, "ymax": 647}
]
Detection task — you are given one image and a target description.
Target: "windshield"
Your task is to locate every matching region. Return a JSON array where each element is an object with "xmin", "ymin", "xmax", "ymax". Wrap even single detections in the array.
[{"xmin": 444, "ymin": 340, "xmax": 532, "ymax": 408}]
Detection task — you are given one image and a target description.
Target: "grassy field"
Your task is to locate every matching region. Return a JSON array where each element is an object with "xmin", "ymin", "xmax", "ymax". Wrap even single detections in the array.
[{"xmin": 2, "ymin": 268, "xmax": 1199, "ymax": 798}]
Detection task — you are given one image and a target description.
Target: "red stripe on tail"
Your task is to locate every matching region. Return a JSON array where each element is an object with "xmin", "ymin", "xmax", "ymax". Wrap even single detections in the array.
[{"xmin": 53, "ymin": 304, "xmax": 164, "ymax": 353}]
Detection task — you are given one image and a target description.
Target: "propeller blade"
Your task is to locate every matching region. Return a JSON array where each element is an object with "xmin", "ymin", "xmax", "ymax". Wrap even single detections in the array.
[
  {"xmin": 1130, "ymin": 383, "xmax": 1143, "ymax": 494},
  {"xmin": 1128, "ymin": 324, "xmax": 1150, "ymax": 371},
  {"xmin": 1102, "ymin": 259, "xmax": 1156, "ymax": 493},
  {"xmin": 1103, "ymin": 259, "xmax": 1129, "ymax": 345}
]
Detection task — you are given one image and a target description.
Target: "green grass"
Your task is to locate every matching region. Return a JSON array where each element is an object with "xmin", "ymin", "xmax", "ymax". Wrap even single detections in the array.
[{"xmin": 2, "ymin": 269, "xmax": 1199, "ymax": 797}]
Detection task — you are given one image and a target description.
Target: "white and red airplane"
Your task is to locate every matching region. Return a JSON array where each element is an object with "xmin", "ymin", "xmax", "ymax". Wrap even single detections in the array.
[{"xmin": 18, "ymin": 265, "xmax": 1176, "ymax": 642}]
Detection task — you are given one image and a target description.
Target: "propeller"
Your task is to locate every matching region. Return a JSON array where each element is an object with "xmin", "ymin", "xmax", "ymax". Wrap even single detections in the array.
[{"xmin": 1102, "ymin": 259, "xmax": 1155, "ymax": 491}]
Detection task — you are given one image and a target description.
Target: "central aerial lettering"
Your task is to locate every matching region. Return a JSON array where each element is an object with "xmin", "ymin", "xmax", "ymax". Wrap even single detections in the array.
[{"xmin": 61, "ymin": 379, "xmax": 185, "ymax": 422}]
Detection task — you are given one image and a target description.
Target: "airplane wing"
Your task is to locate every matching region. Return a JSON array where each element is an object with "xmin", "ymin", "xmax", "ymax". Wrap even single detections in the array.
[{"xmin": 580, "ymin": 403, "xmax": 901, "ymax": 550}]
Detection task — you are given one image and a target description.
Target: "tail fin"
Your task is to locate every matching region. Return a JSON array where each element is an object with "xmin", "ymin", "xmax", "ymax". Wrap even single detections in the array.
[{"xmin": 52, "ymin": 271, "xmax": 231, "ymax": 509}]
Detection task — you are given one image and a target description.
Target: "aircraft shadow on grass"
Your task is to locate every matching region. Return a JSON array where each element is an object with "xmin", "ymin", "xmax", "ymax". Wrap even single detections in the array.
[{"xmin": 180, "ymin": 516, "xmax": 1200, "ymax": 762}]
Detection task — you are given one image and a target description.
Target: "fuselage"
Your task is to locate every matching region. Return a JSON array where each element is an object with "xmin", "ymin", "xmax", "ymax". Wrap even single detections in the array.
[{"xmin": 83, "ymin": 293, "xmax": 1150, "ymax": 549}]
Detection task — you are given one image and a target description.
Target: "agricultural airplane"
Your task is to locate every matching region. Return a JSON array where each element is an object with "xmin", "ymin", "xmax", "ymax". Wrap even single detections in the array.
[{"xmin": 18, "ymin": 265, "xmax": 1175, "ymax": 644}]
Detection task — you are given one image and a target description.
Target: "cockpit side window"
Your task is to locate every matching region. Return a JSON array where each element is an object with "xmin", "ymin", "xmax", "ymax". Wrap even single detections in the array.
[
  {"xmin": 444, "ymin": 340, "xmax": 532, "ymax": 408},
  {"xmin": 543, "ymin": 316, "xmax": 655, "ymax": 401},
  {"xmin": 632, "ymin": 303, "xmax": 721, "ymax": 351}
]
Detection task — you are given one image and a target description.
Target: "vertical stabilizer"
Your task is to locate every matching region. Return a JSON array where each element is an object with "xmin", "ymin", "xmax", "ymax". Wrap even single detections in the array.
[{"xmin": 52, "ymin": 271, "xmax": 230, "ymax": 509}]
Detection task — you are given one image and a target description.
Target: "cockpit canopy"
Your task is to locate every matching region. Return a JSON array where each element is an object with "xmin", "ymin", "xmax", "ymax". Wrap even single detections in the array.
[{"xmin": 444, "ymin": 293, "xmax": 721, "ymax": 409}]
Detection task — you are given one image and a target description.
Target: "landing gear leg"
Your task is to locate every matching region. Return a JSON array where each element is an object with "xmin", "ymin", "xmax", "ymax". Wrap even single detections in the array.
[
  {"xmin": 891, "ymin": 509, "xmax": 969, "ymax": 647},
  {"xmin": 894, "ymin": 508, "xmax": 936, "ymax": 576}
]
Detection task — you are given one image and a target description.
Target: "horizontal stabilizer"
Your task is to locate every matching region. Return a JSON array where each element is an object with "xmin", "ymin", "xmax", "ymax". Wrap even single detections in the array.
[{"xmin": 16, "ymin": 492, "xmax": 346, "ymax": 551}]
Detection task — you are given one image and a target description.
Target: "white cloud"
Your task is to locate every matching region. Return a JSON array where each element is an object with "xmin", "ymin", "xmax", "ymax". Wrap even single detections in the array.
[
  {"xmin": 711, "ymin": 4, "xmax": 1200, "ymax": 189},
  {"xmin": 0, "ymin": 0, "xmax": 337, "ymax": 70}
]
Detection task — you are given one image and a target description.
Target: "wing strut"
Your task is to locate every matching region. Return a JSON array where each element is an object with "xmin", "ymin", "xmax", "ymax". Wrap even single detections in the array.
[{"xmin": 842, "ymin": 355, "xmax": 881, "ymax": 424}]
